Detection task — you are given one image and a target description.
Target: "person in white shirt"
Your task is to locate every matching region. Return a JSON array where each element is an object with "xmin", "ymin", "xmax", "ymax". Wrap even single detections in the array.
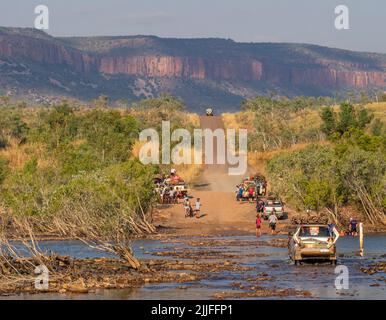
[
  {"xmin": 194, "ymin": 198, "xmax": 201, "ymax": 219},
  {"xmin": 183, "ymin": 197, "xmax": 191, "ymax": 217},
  {"xmin": 268, "ymin": 210, "xmax": 278, "ymax": 235}
]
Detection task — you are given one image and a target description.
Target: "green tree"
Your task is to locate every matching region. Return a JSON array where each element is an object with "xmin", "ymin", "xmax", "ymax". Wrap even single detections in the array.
[
  {"xmin": 320, "ymin": 106, "xmax": 336, "ymax": 136},
  {"xmin": 337, "ymin": 146, "xmax": 385, "ymax": 224},
  {"xmin": 267, "ymin": 144, "xmax": 339, "ymax": 212},
  {"xmin": 337, "ymin": 102, "xmax": 357, "ymax": 134},
  {"xmin": 81, "ymin": 110, "xmax": 139, "ymax": 163},
  {"xmin": 321, "ymin": 103, "xmax": 373, "ymax": 138},
  {"xmin": 58, "ymin": 144, "xmax": 100, "ymax": 176},
  {"xmin": 357, "ymin": 108, "xmax": 373, "ymax": 129},
  {"xmin": 371, "ymin": 119, "xmax": 384, "ymax": 136},
  {"xmin": 35, "ymin": 103, "xmax": 78, "ymax": 148},
  {"xmin": 1, "ymin": 157, "xmax": 54, "ymax": 216}
]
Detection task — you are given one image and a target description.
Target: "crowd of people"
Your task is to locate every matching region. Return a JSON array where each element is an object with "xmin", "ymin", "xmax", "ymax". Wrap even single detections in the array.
[
  {"xmin": 154, "ymin": 169, "xmax": 188, "ymax": 205},
  {"xmin": 156, "ymin": 171, "xmax": 361, "ymax": 236},
  {"xmin": 235, "ymin": 175, "xmax": 278, "ymax": 237},
  {"xmin": 154, "ymin": 169, "xmax": 203, "ymax": 219},
  {"xmin": 257, "ymin": 212, "xmax": 360, "ymax": 238},
  {"xmin": 235, "ymin": 175, "xmax": 267, "ymax": 203},
  {"xmin": 156, "ymin": 186, "xmax": 178, "ymax": 205}
]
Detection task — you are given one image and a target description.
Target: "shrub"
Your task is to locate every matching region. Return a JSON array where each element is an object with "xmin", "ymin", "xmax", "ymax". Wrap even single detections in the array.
[{"xmin": 267, "ymin": 134, "xmax": 385, "ymax": 224}]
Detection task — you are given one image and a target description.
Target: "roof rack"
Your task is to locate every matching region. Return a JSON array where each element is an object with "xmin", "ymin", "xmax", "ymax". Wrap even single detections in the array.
[{"xmin": 291, "ymin": 214, "xmax": 329, "ymax": 225}]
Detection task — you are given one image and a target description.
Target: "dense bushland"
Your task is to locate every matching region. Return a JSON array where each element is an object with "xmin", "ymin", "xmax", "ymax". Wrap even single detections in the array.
[
  {"xmin": 0, "ymin": 94, "xmax": 197, "ymax": 237},
  {"xmin": 267, "ymin": 103, "xmax": 386, "ymax": 225}
]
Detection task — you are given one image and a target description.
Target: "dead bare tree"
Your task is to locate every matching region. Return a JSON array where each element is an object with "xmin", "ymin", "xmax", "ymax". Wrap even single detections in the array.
[
  {"xmin": 343, "ymin": 177, "xmax": 385, "ymax": 225},
  {"xmin": 50, "ymin": 195, "xmax": 156, "ymax": 269},
  {"xmin": 0, "ymin": 215, "xmax": 65, "ymax": 294}
]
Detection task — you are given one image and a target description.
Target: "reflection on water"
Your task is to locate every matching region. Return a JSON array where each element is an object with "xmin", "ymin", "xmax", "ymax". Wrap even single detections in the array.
[{"xmin": 3, "ymin": 234, "xmax": 386, "ymax": 300}]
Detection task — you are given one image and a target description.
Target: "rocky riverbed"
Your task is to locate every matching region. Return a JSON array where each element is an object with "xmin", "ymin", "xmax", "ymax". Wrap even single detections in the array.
[{"xmin": 1, "ymin": 234, "xmax": 385, "ymax": 299}]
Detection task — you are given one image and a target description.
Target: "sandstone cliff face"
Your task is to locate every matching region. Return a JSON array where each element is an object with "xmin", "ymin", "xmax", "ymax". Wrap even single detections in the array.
[
  {"xmin": 262, "ymin": 63, "xmax": 386, "ymax": 88},
  {"xmin": 0, "ymin": 29, "xmax": 385, "ymax": 96},
  {"xmin": 97, "ymin": 55, "xmax": 386, "ymax": 88},
  {"xmin": 0, "ymin": 33, "xmax": 96, "ymax": 73},
  {"xmin": 98, "ymin": 55, "xmax": 262, "ymax": 81}
]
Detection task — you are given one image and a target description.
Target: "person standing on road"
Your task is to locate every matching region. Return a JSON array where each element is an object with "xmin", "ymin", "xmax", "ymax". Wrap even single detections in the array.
[
  {"xmin": 256, "ymin": 214, "xmax": 262, "ymax": 237},
  {"xmin": 268, "ymin": 210, "xmax": 278, "ymax": 235},
  {"xmin": 160, "ymin": 187, "xmax": 166, "ymax": 204},
  {"xmin": 169, "ymin": 188, "xmax": 175, "ymax": 204},
  {"xmin": 237, "ymin": 185, "xmax": 244, "ymax": 202},
  {"xmin": 262, "ymin": 181, "xmax": 267, "ymax": 196},
  {"xmin": 183, "ymin": 197, "xmax": 191, "ymax": 217},
  {"xmin": 248, "ymin": 185, "xmax": 255, "ymax": 203},
  {"xmin": 256, "ymin": 199, "xmax": 264, "ymax": 213},
  {"xmin": 255, "ymin": 201, "xmax": 260, "ymax": 213},
  {"xmin": 349, "ymin": 217, "xmax": 358, "ymax": 236},
  {"xmin": 328, "ymin": 221, "xmax": 336, "ymax": 234},
  {"xmin": 194, "ymin": 198, "xmax": 201, "ymax": 219}
]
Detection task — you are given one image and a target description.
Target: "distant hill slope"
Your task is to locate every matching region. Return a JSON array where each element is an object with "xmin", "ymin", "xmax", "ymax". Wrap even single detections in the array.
[{"xmin": 1, "ymin": 27, "xmax": 386, "ymax": 111}]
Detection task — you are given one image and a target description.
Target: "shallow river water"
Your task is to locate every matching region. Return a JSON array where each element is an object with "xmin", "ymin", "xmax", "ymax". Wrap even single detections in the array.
[{"xmin": 3, "ymin": 234, "xmax": 386, "ymax": 300}]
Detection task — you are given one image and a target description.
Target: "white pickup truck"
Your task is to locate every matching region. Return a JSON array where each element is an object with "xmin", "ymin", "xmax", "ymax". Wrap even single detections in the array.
[
  {"xmin": 288, "ymin": 224, "xmax": 339, "ymax": 265},
  {"xmin": 262, "ymin": 199, "xmax": 285, "ymax": 220}
]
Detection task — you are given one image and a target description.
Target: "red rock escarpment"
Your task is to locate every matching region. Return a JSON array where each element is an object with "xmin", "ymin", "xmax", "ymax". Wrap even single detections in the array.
[
  {"xmin": 98, "ymin": 55, "xmax": 385, "ymax": 88},
  {"xmin": 262, "ymin": 63, "xmax": 386, "ymax": 88},
  {"xmin": 98, "ymin": 55, "xmax": 263, "ymax": 81},
  {"xmin": 0, "ymin": 31, "xmax": 385, "ymax": 89},
  {"xmin": 0, "ymin": 33, "xmax": 96, "ymax": 73}
]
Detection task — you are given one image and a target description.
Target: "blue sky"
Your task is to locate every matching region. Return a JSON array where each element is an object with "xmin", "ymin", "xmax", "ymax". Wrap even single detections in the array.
[{"xmin": 1, "ymin": 0, "xmax": 385, "ymax": 53}]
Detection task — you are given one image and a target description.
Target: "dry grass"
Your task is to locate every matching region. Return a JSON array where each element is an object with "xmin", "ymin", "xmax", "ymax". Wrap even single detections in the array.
[
  {"xmin": 287, "ymin": 109, "xmax": 322, "ymax": 130},
  {"xmin": 185, "ymin": 113, "xmax": 200, "ymax": 128},
  {"xmin": 366, "ymin": 102, "xmax": 386, "ymax": 122},
  {"xmin": 222, "ymin": 112, "xmax": 255, "ymax": 131},
  {"xmin": 0, "ymin": 142, "xmax": 29, "ymax": 169},
  {"xmin": 0, "ymin": 140, "xmax": 56, "ymax": 170}
]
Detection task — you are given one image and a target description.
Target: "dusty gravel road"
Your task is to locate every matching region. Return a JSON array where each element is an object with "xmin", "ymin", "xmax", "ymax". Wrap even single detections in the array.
[{"xmin": 154, "ymin": 115, "xmax": 288, "ymax": 236}]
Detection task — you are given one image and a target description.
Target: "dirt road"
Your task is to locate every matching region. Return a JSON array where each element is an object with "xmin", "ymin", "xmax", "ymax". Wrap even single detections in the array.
[
  {"xmin": 193, "ymin": 116, "xmax": 249, "ymax": 192},
  {"xmin": 155, "ymin": 115, "xmax": 285, "ymax": 236}
]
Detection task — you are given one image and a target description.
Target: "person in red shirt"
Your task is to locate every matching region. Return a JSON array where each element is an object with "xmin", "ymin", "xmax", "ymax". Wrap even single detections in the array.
[
  {"xmin": 256, "ymin": 214, "xmax": 262, "ymax": 237},
  {"xmin": 248, "ymin": 186, "xmax": 255, "ymax": 203}
]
